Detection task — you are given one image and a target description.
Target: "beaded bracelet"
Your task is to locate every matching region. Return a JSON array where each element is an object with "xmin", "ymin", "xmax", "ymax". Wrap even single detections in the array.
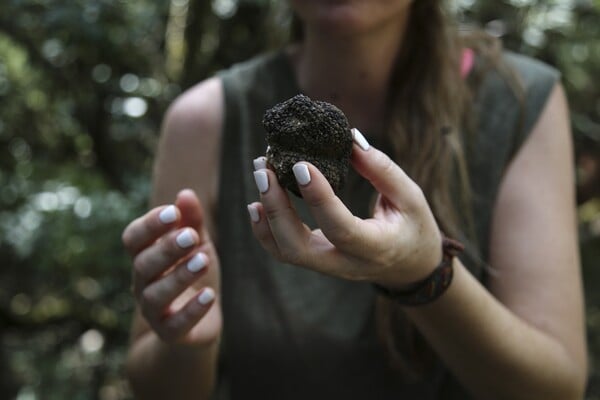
[{"xmin": 373, "ymin": 237, "xmax": 465, "ymax": 306}]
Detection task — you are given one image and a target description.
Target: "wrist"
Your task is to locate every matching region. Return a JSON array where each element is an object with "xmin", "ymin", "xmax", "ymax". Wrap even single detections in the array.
[
  {"xmin": 143, "ymin": 327, "xmax": 221, "ymax": 357},
  {"xmin": 373, "ymin": 236, "xmax": 464, "ymax": 306},
  {"xmin": 374, "ymin": 232, "xmax": 444, "ymax": 290}
]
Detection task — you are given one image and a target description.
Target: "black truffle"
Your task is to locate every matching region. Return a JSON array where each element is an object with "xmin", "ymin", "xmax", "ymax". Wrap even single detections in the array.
[{"xmin": 262, "ymin": 94, "xmax": 353, "ymax": 197}]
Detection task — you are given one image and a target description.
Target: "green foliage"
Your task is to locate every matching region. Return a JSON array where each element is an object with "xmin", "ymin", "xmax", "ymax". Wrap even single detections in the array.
[
  {"xmin": 0, "ymin": 0, "xmax": 599, "ymax": 399},
  {"xmin": 0, "ymin": 1, "xmax": 170, "ymax": 398}
]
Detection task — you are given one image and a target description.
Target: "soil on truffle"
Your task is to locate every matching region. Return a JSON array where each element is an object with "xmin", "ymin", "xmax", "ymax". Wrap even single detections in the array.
[{"xmin": 262, "ymin": 94, "xmax": 353, "ymax": 197}]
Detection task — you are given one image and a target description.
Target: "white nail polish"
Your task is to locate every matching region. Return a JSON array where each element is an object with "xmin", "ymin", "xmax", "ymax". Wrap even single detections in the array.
[
  {"xmin": 352, "ymin": 128, "xmax": 370, "ymax": 151},
  {"xmin": 198, "ymin": 288, "xmax": 215, "ymax": 305},
  {"xmin": 159, "ymin": 205, "xmax": 177, "ymax": 224},
  {"xmin": 176, "ymin": 229, "xmax": 195, "ymax": 248},
  {"xmin": 253, "ymin": 157, "xmax": 267, "ymax": 171},
  {"xmin": 187, "ymin": 253, "xmax": 207, "ymax": 273},
  {"xmin": 292, "ymin": 163, "xmax": 311, "ymax": 186},
  {"xmin": 253, "ymin": 170, "xmax": 269, "ymax": 193},
  {"xmin": 247, "ymin": 204, "xmax": 260, "ymax": 223}
]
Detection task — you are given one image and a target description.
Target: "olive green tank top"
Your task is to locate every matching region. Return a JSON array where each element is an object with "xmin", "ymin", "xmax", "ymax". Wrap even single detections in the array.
[{"xmin": 213, "ymin": 50, "xmax": 558, "ymax": 399}]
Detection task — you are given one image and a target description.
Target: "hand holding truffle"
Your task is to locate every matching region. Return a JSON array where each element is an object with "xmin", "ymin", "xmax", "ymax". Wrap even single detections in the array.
[{"xmin": 248, "ymin": 128, "xmax": 444, "ymax": 289}]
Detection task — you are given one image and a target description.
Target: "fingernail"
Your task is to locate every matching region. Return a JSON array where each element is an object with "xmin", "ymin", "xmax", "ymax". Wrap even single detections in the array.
[
  {"xmin": 352, "ymin": 128, "xmax": 370, "ymax": 151},
  {"xmin": 253, "ymin": 170, "xmax": 269, "ymax": 193},
  {"xmin": 253, "ymin": 156, "xmax": 267, "ymax": 171},
  {"xmin": 198, "ymin": 287, "xmax": 215, "ymax": 305},
  {"xmin": 159, "ymin": 205, "xmax": 177, "ymax": 224},
  {"xmin": 187, "ymin": 252, "xmax": 208, "ymax": 273},
  {"xmin": 247, "ymin": 204, "xmax": 260, "ymax": 223},
  {"xmin": 292, "ymin": 163, "xmax": 311, "ymax": 186},
  {"xmin": 176, "ymin": 229, "xmax": 195, "ymax": 248}
]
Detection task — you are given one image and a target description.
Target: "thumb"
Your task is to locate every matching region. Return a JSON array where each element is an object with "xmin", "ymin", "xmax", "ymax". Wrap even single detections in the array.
[
  {"xmin": 175, "ymin": 189, "xmax": 205, "ymax": 236},
  {"xmin": 350, "ymin": 128, "xmax": 422, "ymax": 211}
]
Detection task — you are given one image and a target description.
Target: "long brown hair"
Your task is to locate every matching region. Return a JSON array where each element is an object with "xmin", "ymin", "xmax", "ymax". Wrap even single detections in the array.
[
  {"xmin": 375, "ymin": 0, "xmax": 474, "ymax": 378},
  {"xmin": 286, "ymin": 1, "xmax": 474, "ymax": 239},
  {"xmin": 283, "ymin": 0, "xmax": 508, "ymax": 379}
]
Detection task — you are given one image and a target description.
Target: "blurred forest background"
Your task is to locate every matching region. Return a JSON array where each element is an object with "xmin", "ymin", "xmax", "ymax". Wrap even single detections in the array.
[{"xmin": 0, "ymin": 0, "xmax": 599, "ymax": 399}]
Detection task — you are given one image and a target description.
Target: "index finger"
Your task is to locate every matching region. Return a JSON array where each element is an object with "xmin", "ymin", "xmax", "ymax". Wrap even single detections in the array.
[
  {"xmin": 350, "ymin": 128, "xmax": 422, "ymax": 211},
  {"xmin": 292, "ymin": 162, "xmax": 382, "ymax": 254},
  {"xmin": 122, "ymin": 205, "xmax": 181, "ymax": 255}
]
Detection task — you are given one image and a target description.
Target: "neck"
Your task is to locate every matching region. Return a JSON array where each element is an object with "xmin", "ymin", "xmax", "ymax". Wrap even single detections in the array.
[{"xmin": 290, "ymin": 14, "xmax": 409, "ymax": 136}]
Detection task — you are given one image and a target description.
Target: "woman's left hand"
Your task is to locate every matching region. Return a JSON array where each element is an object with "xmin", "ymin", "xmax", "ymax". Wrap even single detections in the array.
[{"xmin": 248, "ymin": 131, "xmax": 443, "ymax": 289}]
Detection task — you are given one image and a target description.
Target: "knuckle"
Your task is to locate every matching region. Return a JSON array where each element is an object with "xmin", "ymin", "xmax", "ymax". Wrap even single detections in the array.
[
  {"xmin": 121, "ymin": 228, "xmax": 133, "ymax": 248},
  {"xmin": 255, "ymin": 226, "xmax": 270, "ymax": 242},
  {"xmin": 142, "ymin": 214, "xmax": 157, "ymax": 234},
  {"xmin": 264, "ymin": 205, "xmax": 287, "ymax": 221},
  {"xmin": 132, "ymin": 256, "xmax": 147, "ymax": 279},
  {"xmin": 375, "ymin": 235, "xmax": 405, "ymax": 269},
  {"xmin": 252, "ymin": 221, "xmax": 274, "ymax": 243},
  {"xmin": 163, "ymin": 234, "xmax": 188, "ymax": 260},
  {"xmin": 373, "ymin": 151, "xmax": 395, "ymax": 177},
  {"xmin": 375, "ymin": 246, "xmax": 397, "ymax": 268},
  {"xmin": 380, "ymin": 153, "xmax": 396, "ymax": 174},
  {"xmin": 156, "ymin": 325, "xmax": 176, "ymax": 342},
  {"xmin": 407, "ymin": 183, "xmax": 427, "ymax": 209},
  {"xmin": 304, "ymin": 191, "xmax": 329, "ymax": 209},
  {"xmin": 161, "ymin": 322, "xmax": 177, "ymax": 339},
  {"xmin": 279, "ymin": 246, "xmax": 303, "ymax": 265},
  {"xmin": 409, "ymin": 182, "xmax": 425, "ymax": 200},
  {"xmin": 327, "ymin": 219, "xmax": 357, "ymax": 246},
  {"xmin": 173, "ymin": 266, "xmax": 191, "ymax": 289},
  {"xmin": 163, "ymin": 317, "xmax": 186, "ymax": 340},
  {"xmin": 331, "ymin": 225, "xmax": 355, "ymax": 246},
  {"xmin": 162, "ymin": 243, "xmax": 180, "ymax": 262},
  {"xmin": 140, "ymin": 288, "xmax": 160, "ymax": 312},
  {"xmin": 371, "ymin": 153, "xmax": 396, "ymax": 186}
]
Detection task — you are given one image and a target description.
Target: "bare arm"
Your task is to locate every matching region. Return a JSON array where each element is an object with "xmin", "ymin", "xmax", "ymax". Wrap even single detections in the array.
[
  {"xmin": 125, "ymin": 77, "xmax": 224, "ymax": 400},
  {"xmin": 404, "ymin": 83, "xmax": 586, "ymax": 399}
]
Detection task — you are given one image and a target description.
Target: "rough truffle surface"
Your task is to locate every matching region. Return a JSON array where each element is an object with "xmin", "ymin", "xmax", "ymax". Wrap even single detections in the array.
[{"xmin": 262, "ymin": 94, "xmax": 353, "ymax": 197}]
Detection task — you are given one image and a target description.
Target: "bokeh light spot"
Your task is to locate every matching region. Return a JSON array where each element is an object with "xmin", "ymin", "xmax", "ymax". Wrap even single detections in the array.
[{"xmin": 123, "ymin": 97, "xmax": 148, "ymax": 118}]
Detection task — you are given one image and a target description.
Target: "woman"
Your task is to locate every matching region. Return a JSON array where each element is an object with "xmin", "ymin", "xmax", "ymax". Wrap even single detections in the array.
[{"xmin": 122, "ymin": 0, "xmax": 587, "ymax": 398}]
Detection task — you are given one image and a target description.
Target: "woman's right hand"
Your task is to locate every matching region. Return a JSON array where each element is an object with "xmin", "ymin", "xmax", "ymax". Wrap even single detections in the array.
[{"xmin": 122, "ymin": 189, "xmax": 222, "ymax": 348}]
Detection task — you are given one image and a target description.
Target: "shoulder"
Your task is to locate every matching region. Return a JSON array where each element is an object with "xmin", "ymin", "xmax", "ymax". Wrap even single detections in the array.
[
  {"xmin": 501, "ymin": 51, "xmax": 560, "ymax": 124},
  {"xmin": 475, "ymin": 50, "xmax": 560, "ymax": 128},
  {"xmin": 470, "ymin": 49, "xmax": 561, "ymax": 158},
  {"xmin": 162, "ymin": 50, "xmax": 284, "ymax": 141},
  {"xmin": 501, "ymin": 51, "xmax": 560, "ymax": 91},
  {"xmin": 151, "ymin": 77, "xmax": 223, "ymax": 216},
  {"xmin": 155, "ymin": 76, "xmax": 223, "ymax": 193},
  {"xmin": 161, "ymin": 76, "xmax": 223, "ymax": 148}
]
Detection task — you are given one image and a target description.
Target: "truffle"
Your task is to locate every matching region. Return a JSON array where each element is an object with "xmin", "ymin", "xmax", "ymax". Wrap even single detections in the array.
[{"xmin": 262, "ymin": 94, "xmax": 353, "ymax": 197}]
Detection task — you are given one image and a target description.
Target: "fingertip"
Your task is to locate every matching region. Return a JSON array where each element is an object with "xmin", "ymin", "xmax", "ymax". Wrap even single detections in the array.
[
  {"xmin": 292, "ymin": 162, "xmax": 311, "ymax": 186},
  {"xmin": 161, "ymin": 288, "xmax": 214, "ymax": 339},
  {"xmin": 177, "ymin": 188, "xmax": 197, "ymax": 201},
  {"xmin": 294, "ymin": 162, "xmax": 335, "ymax": 199},
  {"xmin": 247, "ymin": 203, "xmax": 260, "ymax": 223},
  {"xmin": 175, "ymin": 189, "xmax": 205, "ymax": 232},
  {"xmin": 197, "ymin": 287, "xmax": 216, "ymax": 306},
  {"xmin": 175, "ymin": 228, "xmax": 198, "ymax": 249},
  {"xmin": 186, "ymin": 252, "xmax": 208, "ymax": 273},
  {"xmin": 351, "ymin": 128, "xmax": 370, "ymax": 151},
  {"xmin": 159, "ymin": 204, "xmax": 178, "ymax": 225},
  {"xmin": 253, "ymin": 170, "xmax": 269, "ymax": 194},
  {"xmin": 175, "ymin": 188, "xmax": 202, "ymax": 212},
  {"xmin": 253, "ymin": 156, "xmax": 267, "ymax": 171}
]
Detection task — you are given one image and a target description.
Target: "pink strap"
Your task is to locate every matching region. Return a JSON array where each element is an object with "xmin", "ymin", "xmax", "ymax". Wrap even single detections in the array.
[{"xmin": 461, "ymin": 48, "xmax": 475, "ymax": 79}]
